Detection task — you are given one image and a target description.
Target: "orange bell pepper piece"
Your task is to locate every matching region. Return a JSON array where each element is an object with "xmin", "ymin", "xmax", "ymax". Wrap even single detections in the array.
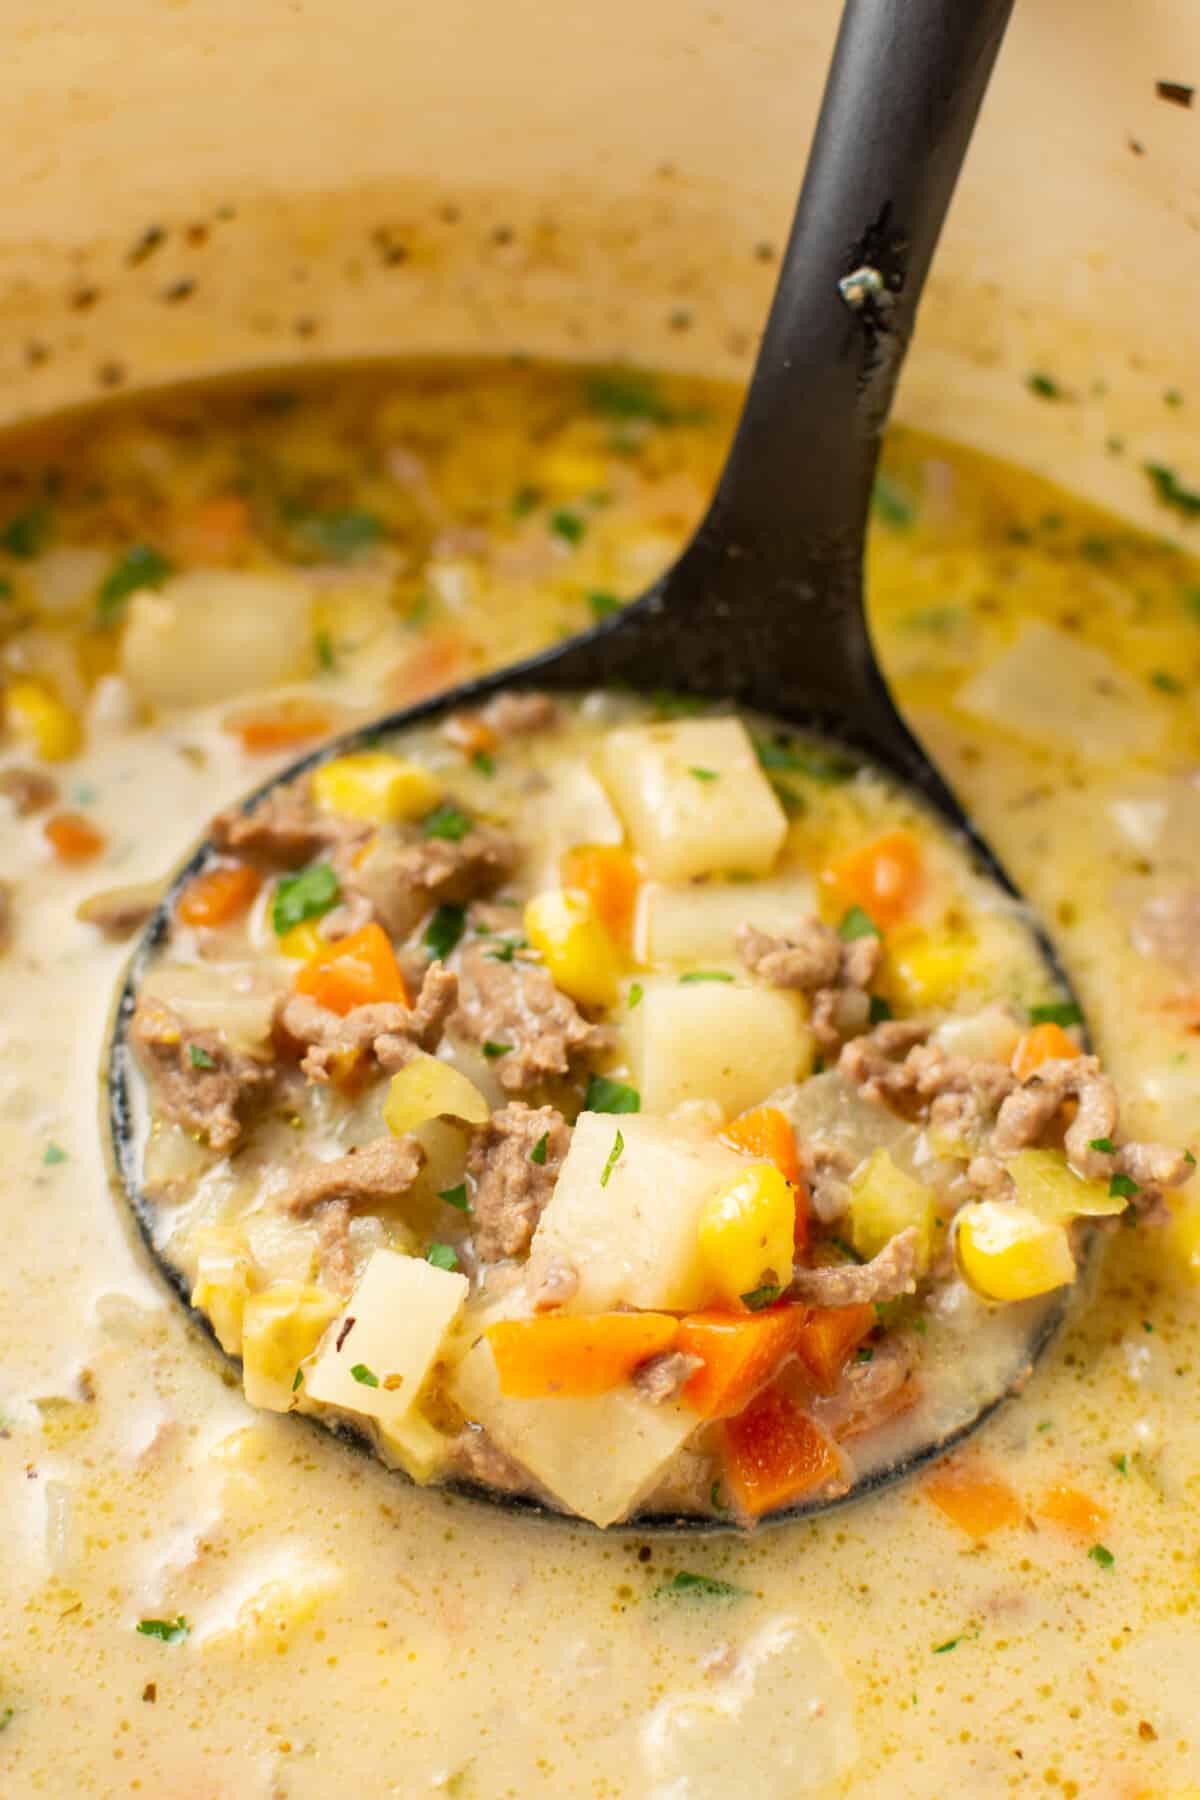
[
  {"xmin": 385, "ymin": 631, "xmax": 470, "ymax": 708},
  {"xmin": 1011, "ymin": 1021, "xmax": 1081, "ymax": 1082},
  {"xmin": 486, "ymin": 1312, "xmax": 679, "ymax": 1398},
  {"xmin": 924, "ymin": 1456, "xmax": 1023, "ymax": 1539},
  {"xmin": 719, "ymin": 1383, "xmax": 841, "ymax": 1516},
  {"xmin": 821, "ymin": 828, "xmax": 924, "ymax": 928},
  {"xmin": 44, "ymin": 811, "xmax": 106, "ymax": 864},
  {"xmin": 293, "ymin": 922, "xmax": 409, "ymax": 1015},
  {"xmin": 560, "ymin": 844, "xmax": 641, "ymax": 945},
  {"xmin": 176, "ymin": 861, "xmax": 261, "ymax": 928},
  {"xmin": 1037, "ymin": 1483, "xmax": 1109, "ymax": 1539},
  {"xmin": 230, "ymin": 701, "xmax": 335, "ymax": 754},
  {"xmin": 677, "ymin": 1304, "xmax": 810, "ymax": 1419},
  {"xmin": 792, "ymin": 1302, "xmax": 875, "ymax": 1391},
  {"xmin": 720, "ymin": 1104, "xmax": 811, "ymax": 1253}
]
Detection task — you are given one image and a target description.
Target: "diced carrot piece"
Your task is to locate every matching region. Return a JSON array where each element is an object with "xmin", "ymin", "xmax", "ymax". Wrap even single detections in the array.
[
  {"xmin": 1011, "ymin": 1022, "xmax": 1081, "ymax": 1081},
  {"xmin": 719, "ymin": 1383, "xmax": 841, "ymax": 1516},
  {"xmin": 821, "ymin": 828, "xmax": 924, "ymax": 928},
  {"xmin": 173, "ymin": 494, "xmax": 251, "ymax": 564},
  {"xmin": 678, "ymin": 1304, "xmax": 810, "ymax": 1419},
  {"xmin": 443, "ymin": 712, "xmax": 499, "ymax": 758},
  {"xmin": 720, "ymin": 1104, "xmax": 811, "ymax": 1254},
  {"xmin": 560, "ymin": 844, "xmax": 641, "ymax": 945},
  {"xmin": 486, "ymin": 1313, "xmax": 679, "ymax": 1398},
  {"xmin": 925, "ymin": 1456, "xmax": 1023, "ymax": 1539},
  {"xmin": 293, "ymin": 922, "xmax": 409, "ymax": 1015},
  {"xmin": 176, "ymin": 861, "xmax": 261, "ymax": 928},
  {"xmin": 793, "ymin": 1303, "xmax": 875, "ymax": 1391},
  {"xmin": 384, "ymin": 632, "xmax": 471, "ymax": 707},
  {"xmin": 44, "ymin": 811, "xmax": 105, "ymax": 863},
  {"xmin": 1037, "ymin": 1483, "xmax": 1110, "ymax": 1539},
  {"xmin": 230, "ymin": 701, "xmax": 335, "ymax": 754}
]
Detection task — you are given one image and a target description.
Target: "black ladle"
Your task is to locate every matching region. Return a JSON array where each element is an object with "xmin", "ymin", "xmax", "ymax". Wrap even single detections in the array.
[{"xmin": 109, "ymin": 0, "xmax": 1080, "ymax": 1529}]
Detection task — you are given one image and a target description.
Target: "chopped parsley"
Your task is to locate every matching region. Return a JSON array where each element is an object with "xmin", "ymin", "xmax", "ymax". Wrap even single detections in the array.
[
  {"xmin": 485, "ymin": 934, "xmax": 528, "ymax": 963},
  {"xmin": 1109, "ymin": 1173, "xmax": 1140, "ymax": 1200},
  {"xmin": 753, "ymin": 735, "xmax": 855, "ymax": 783},
  {"xmin": 136, "ymin": 1616, "xmax": 190, "ymax": 1644},
  {"xmin": 1186, "ymin": 1150, "xmax": 1197, "ymax": 1167},
  {"xmin": 422, "ymin": 803, "xmax": 472, "ymax": 842},
  {"xmin": 271, "ymin": 862, "xmax": 340, "ymax": 935},
  {"xmin": 438, "ymin": 1183, "xmax": 471, "ymax": 1211},
  {"xmin": 96, "ymin": 544, "xmax": 174, "ymax": 624},
  {"xmin": 1027, "ymin": 371, "xmax": 1061, "ymax": 400},
  {"xmin": 529, "ymin": 1132, "xmax": 550, "ymax": 1166},
  {"xmin": 42, "ymin": 1143, "xmax": 67, "ymax": 1167},
  {"xmin": 0, "ymin": 1707, "xmax": 12, "ymax": 1732},
  {"xmin": 1145, "ymin": 461, "xmax": 1200, "ymax": 520},
  {"xmin": 627, "ymin": 982, "xmax": 644, "ymax": 1009},
  {"xmin": 584, "ymin": 367, "xmax": 678, "ymax": 423},
  {"xmin": 587, "ymin": 590, "xmax": 621, "ymax": 621},
  {"xmin": 679, "ymin": 970, "xmax": 735, "ymax": 984},
  {"xmin": 856, "ymin": 1345, "xmax": 875, "ymax": 1363},
  {"xmin": 549, "ymin": 509, "xmax": 585, "ymax": 545},
  {"xmin": 1088, "ymin": 1543, "xmax": 1115, "ymax": 1570},
  {"xmin": 188, "ymin": 1044, "xmax": 216, "ymax": 1070},
  {"xmin": 314, "ymin": 628, "xmax": 336, "ymax": 671},
  {"xmin": 932, "ymin": 1632, "xmax": 976, "ymax": 1655},
  {"xmin": 868, "ymin": 995, "xmax": 893, "ymax": 1025},
  {"xmin": 0, "ymin": 503, "xmax": 52, "ymax": 559},
  {"xmin": 511, "ymin": 483, "xmax": 542, "ymax": 518},
  {"xmin": 291, "ymin": 1367, "xmax": 304, "ymax": 1392},
  {"xmin": 872, "ymin": 474, "xmax": 916, "ymax": 528},
  {"xmin": 472, "ymin": 749, "xmax": 496, "ymax": 776},
  {"xmin": 424, "ymin": 902, "xmax": 466, "ymax": 961},
  {"xmin": 838, "ymin": 905, "xmax": 880, "ymax": 942},
  {"xmin": 1029, "ymin": 1001, "xmax": 1083, "ymax": 1028},
  {"xmin": 482, "ymin": 1040, "xmax": 511, "ymax": 1060},
  {"xmin": 599, "ymin": 1129, "xmax": 625, "ymax": 1189},
  {"xmin": 688, "ymin": 766, "xmax": 719, "ymax": 782},
  {"xmin": 1088, "ymin": 1137, "xmax": 1116, "ymax": 1155},
  {"xmin": 584, "ymin": 1074, "xmax": 641, "ymax": 1114},
  {"xmin": 427, "ymin": 1242, "xmax": 459, "ymax": 1271},
  {"xmin": 654, "ymin": 1571, "xmax": 749, "ymax": 1601},
  {"xmin": 350, "ymin": 1363, "xmax": 380, "ymax": 1387},
  {"xmin": 1112, "ymin": 1453, "xmax": 1128, "ymax": 1476},
  {"xmin": 1151, "ymin": 669, "xmax": 1185, "ymax": 695},
  {"xmin": 292, "ymin": 507, "xmax": 386, "ymax": 560},
  {"xmin": 651, "ymin": 690, "xmax": 709, "ymax": 720},
  {"xmin": 740, "ymin": 1285, "xmax": 783, "ymax": 1311}
]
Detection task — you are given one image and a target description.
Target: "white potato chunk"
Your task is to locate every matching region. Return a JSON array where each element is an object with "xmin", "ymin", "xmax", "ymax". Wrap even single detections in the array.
[
  {"xmin": 629, "ymin": 981, "xmax": 811, "ymax": 1118},
  {"xmin": 955, "ymin": 623, "xmax": 1162, "ymax": 759},
  {"xmin": 530, "ymin": 1112, "xmax": 747, "ymax": 1313},
  {"xmin": 527, "ymin": 759, "xmax": 625, "ymax": 889},
  {"xmin": 139, "ymin": 961, "xmax": 283, "ymax": 1057},
  {"xmin": 597, "ymin": 716, "xmax": 787, "ymax": 880},
  {"xmin": 450, "ymin": 1308, "xmax": 696, "ymax": 1527},
  {"xmin": 32, "ymin": 546, "xmax": 110, "ymax": 615},
  {"xmin": 121, "ymin": 569, "xmax": 311, "ymax": 708},
  {"xmin": 304, "ymin": 1249, "xmax": 468, "ymax": 1431},
  {"xmin": 637, "ymin": 875, "xmax": 812, "ymax": 967}
]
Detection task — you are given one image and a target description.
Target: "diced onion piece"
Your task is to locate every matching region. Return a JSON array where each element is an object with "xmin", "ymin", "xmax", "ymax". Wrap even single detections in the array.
[
  {"xmin": 383, "ymin": 1053, "xmax": 491, "ymax": 1133},
  {"xmin": 190, "ymin": 1226, "xmax": 256, "ymax": 1355},
  {"xmin": 849, "ymin": 1149, "xmax": 936, "ymax": 1269},
  {"xmin": 1006, "ymin": 1148, "xmax": 1125, "ymax": 1222},
  {"xmin": 955, "ymin": 1200, "xmax": 1075, "ymax": 1302},
  {"xmin": 241, "ymin": 1283, "xmax": 342, "ymax": 1411}
]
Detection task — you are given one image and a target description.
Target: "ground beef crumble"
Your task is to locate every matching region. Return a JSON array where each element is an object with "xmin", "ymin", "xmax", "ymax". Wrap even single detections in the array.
[
  {"xmin": 466, "ymin": 1101, "xmax": 571, "ymax": 1260},
  {"xmin": 130, "ymin": 995, "xmax": 273, "ymax": 1151},
  {"xmin": 276, "ymin": 962, "xmax": 458, "ymax": 1082},
  {"xmin": 738, "ymin": 916, "xmax": 882, "ymax": 1049},
  {"xmin": 453, "ymin": 941, "xmax": 611, "ymax": 1092}
]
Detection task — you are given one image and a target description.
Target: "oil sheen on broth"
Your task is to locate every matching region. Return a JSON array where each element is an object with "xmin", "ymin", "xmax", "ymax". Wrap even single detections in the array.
[{"xmin": 0, "ymin": 361, "xmax": 1199, "ymax": 1795}]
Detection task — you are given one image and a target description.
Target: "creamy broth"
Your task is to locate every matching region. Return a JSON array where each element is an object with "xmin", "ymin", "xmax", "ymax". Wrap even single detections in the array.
[{"xmin": 1, "ymin": 360, "xmax": 1199, "ymax": 1795}]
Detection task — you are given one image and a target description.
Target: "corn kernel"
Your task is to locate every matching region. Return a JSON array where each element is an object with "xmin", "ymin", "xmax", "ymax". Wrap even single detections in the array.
[
  {"xmin": 278, "ymin": 920, "xmax": 327, "ymax": 960},
  {"xmin": 191, "ymin": 1226, "xmax": 256, "ymax": 1354},
  {"xmin": 697, "ymin": 1162, "xmax": 796, "ymax": 1305},
  {"xmin": 955, "ymin": 1200, "xmax": 1075, "ymax": 1302},
  {"xmin": 5, "ymin": 680, "xmax": 82, "ymax": 762},
  {"xmin": 383, "ymin": 1051, "xmax": 490, "ymax": 1134},
  {"xmin": 884, "ymin": 928, "xmax": 976, "ymax": 1009},
  {"xmin": 311, "ymin": 751, "xmax": 442, "ymax": 823},
  {"xmin": 849, "ymin": 1149, "xmax": 936, "ymax": 1270},
  {"xmin": 1006, "ymin": 1148, "xmax": 1125, "ymax": 1223},
  {"xmin": 538, "ymin": 445, "xmax": 611, "ymax": 496},
  {"xmin": 524, "ymin": 887, "xmax": 621, "ymax": 1009},
  {"xmin": 241, "ymin": 1282, "xmax": 342, "ymax": 1412}
]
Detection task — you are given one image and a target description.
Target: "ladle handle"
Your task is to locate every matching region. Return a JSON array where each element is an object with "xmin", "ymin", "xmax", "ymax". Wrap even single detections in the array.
[{"xmin": 647, "ymin": 0, "xmax": 1014, "ymax": 768}]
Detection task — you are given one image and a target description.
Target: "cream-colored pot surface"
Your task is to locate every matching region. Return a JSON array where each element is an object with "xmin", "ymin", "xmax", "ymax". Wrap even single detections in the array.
[{"xmin": 1, "ymin": 0, "xmax": 1196, "ymax": 533}]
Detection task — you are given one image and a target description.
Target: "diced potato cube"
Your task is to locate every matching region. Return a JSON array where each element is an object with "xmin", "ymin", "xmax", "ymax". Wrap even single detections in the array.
[
  {"xmin": 304, "ymin": 1249, "xmax": 468, "ymax": 1430},
  {"xmin": 383, "ymin": 1054, "xmax": 491, "ymax": 1133},
  {"xmin": 377, "ymin": 1408, "xmax": 452, "ymax": 1484},
  {"xmin": 242, "ymin": 1282, "xmax": 342, "ymax": 1411},
  {"xmin": 450, "ymin": 1309, "xmax": 696, "ymax": 1527},
  {"xmin": 698, "ymin": 1163, "xmax": 796, "ymax": 1303},
  {"xmin": 525, "ymin": 888, "xmax": 621, "ymax": 1009},
  {"xmin": 311, "ymin": 752, "xmax": 442, "ymax": 823},
  {"xmin": 530, "ymin": 1112, "xmax": 747, "ymax": 1313},
  {"xmin": 597, "ymin": 716, "xmax": 787, "ymax": 881},
  {"xmin": 191, "ymin": 1226, "xmax": 256, "ymax": 1354},
  {"xmin": 121, "ymin": 570, "xmax": 311, "ymax": 708},
  {"xmin": 636, "ymin": 876, "xmax": 812, "ymax": 967},
  {"xmin": 955, "ymin": 622, "xmax": 1160, "ymax": 759},
  {"xmin": 849, "ymin": 1149, "xmax": 936, "ymax": 1269},
  {"xmin": 1006, "ymin": 1148, "xmax": 1126, "ymax": 1221},
  {"xmin": 629, "ymin": 980, "xmax": 811, "ymax": 1117},
  {"xmin": 955, "ymin": 1201, "xmax": 1075, "ymax": 1301}
]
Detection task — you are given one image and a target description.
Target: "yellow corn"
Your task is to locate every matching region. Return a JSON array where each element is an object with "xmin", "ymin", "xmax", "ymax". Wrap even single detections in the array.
[
  {"xmin": 5, "ymin": 679, "xmax": 82, "ymax": 762},
  {"xmin": 538, "ymin": 444, "xmax": 611, "ymax": 497},
  {"xmin": 383, "ymin": 1052, "xmax": 490, "ymax": 1134},
  {"xmin": 1007, "ymin": 1149, "xmax": 1125, "ymax": 1223},
  {"xmin": 884, "ymin": 928, "xmax": 977, "ymax": 1009},
  {"xmin": 311, "ymin": 751, "xmax": 442, "ymax": 823},
  {"xmin": 191, "ymin": 1226, "xmax": 256, "ymax": 1355},
  {"xmin": 278, "ymin": 920, "xmax": 327, "ymax": 960},
  {"xmin": 849, "ymin": 1149, "xmax": 936, "ymax": 1270},
  {"xmin": 241, "ymin": 1282, "xmax": 342, "ymax": 1412},
  {"xmin": 955, "ymin": 1200, "xmax": 1075, "ymax": 1302},
  {"xmin": 524, "ymin": 887, "xmax": 621, "ymax": 1009},
  {"xmin": 697, "ymin": 1163, "xmax": 796, "ymax": 1305}
]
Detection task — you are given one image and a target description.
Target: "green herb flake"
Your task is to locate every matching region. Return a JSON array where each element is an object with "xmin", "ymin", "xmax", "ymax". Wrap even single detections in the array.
[
  {"xmin": 651, "ymin": 690, "xmax": 709, "ymax": 720},
  {"xmin": 296, "ymin": 508, "xmax": 386, "ymax": 560},
  {"xmin": 136, "ymin": 1616, "xmax": 190, "ymax": 1644},
  {"xmin": 529, "ymin": 1132, "xmax": 550, "ymax": 1167},
  {"xmin": 1109, "ymin": 1173, "xmax": 1140, "ymax": 1200},
  {"xmin": 1089, "ymin": 1137, "xmax": 1116, "ymax": 1155},
  {"xmin": 1142, "ymin": 1319, "xmax": 1154, "ymax": 1333},
  {"xmin": 1151, "ymin": 669, "xmax": 1185, "ymax": 695},
  {"xmin": 549, "ymin": 509, "xmax": 585, "ymax": 546},
  {"xmin": 314, "ymin": 629, "xmax": 336, "ymax": 672},
  {"xmin": 599, "ymin": 1129, "xmax": 625, "ymax": 1189},
  {"xmin": 0, "ymin": 576, "xmax": 12, "ymax": 601},
  {"xmin": 422, "ymin": 803, "xmax": 473, "ymax": 843},
  {"xmin": 482, "ymin": 1040, "xmax": 511, "ymax": 1060},
  {"xmin": 350, "ymin": 1362, "xmax": 380, "ymax": 1388},
  {"xmin": 485, "ymin": 935, "xmax": 529, "ymax": 964},
  {"xmin": 1145, "ymin": 462, "xmax": 1200, "ymax": 521},
  {"xmin": 0, "ymin": 1707, "xmax": 12, "ymax": 1732},
  {"xmin": 627, "ymin": 982, "xmax": 644, "ymax": 1009},
  {"xmin": 0, "ymin": 504, "xmax": 52, "ymax": 560},
  {"xmin": 1027, "ymin": 372, "xmax": 1061, "ymax": 400},
  {"xmin": 423, "ymin": 902, "xmax": 466, "ymax": 961},
  {"xmin": 753, "ymin": 735, "xmax": 855, "ymax": 782},
  {"xmin": 96, "ymin": 543, "xmax": 173, "ymax": 624},
  {"xmin": 42, "ymin": 1143, "xmax": 68, "ymax": 1167},
  {"xmin": 1165, "ymin": 388, "xmax": 1184, "ymax": 409},
  {"xmin": 438, "ymin": 1183, "xmax": 471, "ymax": 1212},
  {"xmin": 1112, "ymin": 1453, "xmax": 1128, "ymax": 1476},
  {"xmin": 856, "ymin": 1346, "xmax": 875, "ymax": 1363},
  {"xmin": 472, "ymin": 749, "xmax": 496, "ymax": 776},
  {"xmin": 511, "ymin": 483, "xmax": 543, "ymax": 518},
  {"xmin": 584, "ymin": 368, "xmax": 677, "ymax": 423},
  {"xmin": 740, "ymin": 1285, "xmax": 783, "ymax": 1312},
  {"xmin": 292, "ymin": 1367, "xmax": 304, "ymax": 1392},
  {"xmin": 188, "ymin": 1044, "xmax": 216, "ymax": 1070},
  {"xmin": 584, "ymin": 1074, "xmax": 641, "ymax": 1115},
  {"xmin": 427, "ymin": 1242, "xmax": 459, "ymax": 1272},
  {"xmin": 688, "ymin": 766, "xmax": 719, "ymax": 782},
  {"xmin": 1029, "ymin": 1001, "xmax": 1083, "ymax": 1028},
  {"xmin": 838, "ymin": 905, "xmax": 880, "ymax": 942},
  {"xmin": 679, "ymin": 970, "xmax": 735, "ymax": 984},
  {"xmin": 271, "ymin": 862, "xmax": 340, "ymax": 935},
  {"xmin": 587, "ymin": 590, "xmax": 621, "ymax": 621},
  {"xmin": 872, "ymin": 474, "xmax": 916, "ymax": 529},
  {"xmin": 932, "ymin": 1632, "xmax": 975, "ymax": 1655},
  {"xmin": 868, "ymin": 995, "xmax": 893, "ymax": 1025},
  {"xmin": 1186, "ymin": 1149, "xmax": 1197, "ymax": 1167},
  {"xmin": 1088, "ymin": 1543, "xmax": 1115, "ymax": 1570},
  {"xmin": 654, "ymin": 1571, "xmax": 749, "ymax": 1601}
]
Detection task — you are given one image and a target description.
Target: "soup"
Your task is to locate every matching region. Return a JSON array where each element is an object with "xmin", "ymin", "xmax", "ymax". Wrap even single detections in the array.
[{"xmin": 2, "ymin": 359, "xmax": 1199, "ymax": 1792}]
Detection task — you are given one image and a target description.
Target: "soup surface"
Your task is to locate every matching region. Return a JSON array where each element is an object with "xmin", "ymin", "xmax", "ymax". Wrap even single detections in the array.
[{"xmin": 2, "ymin": 360, "xmax": 1200, "ymax": 1793}]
